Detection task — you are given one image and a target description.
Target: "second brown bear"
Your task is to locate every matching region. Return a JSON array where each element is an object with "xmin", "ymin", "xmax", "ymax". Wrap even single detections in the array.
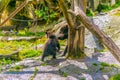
[{"xmin": 41, "ymin": 31, "xmax": 60, "ymax": 61}]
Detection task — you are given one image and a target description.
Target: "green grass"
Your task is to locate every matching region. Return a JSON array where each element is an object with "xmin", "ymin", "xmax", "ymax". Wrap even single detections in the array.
[
  {"xmin": 100, "ymin": 62, "xmax": 110, "ymax": 67},
  {"xmin": 110, "ymin": 73, "xmax": 120, "ymax": 80},
  {"xmin": 0, "ymin": 37, "xmax": 46, "ymax": 67},
  {"xmin": 16, "ymin": 30, "xmax": 45, "ymax": 37},
  {"xmin": 20, "ymin": 49, "xmax": 42, "ymax": 58},
  {"xmin": 8, "ymin": 65, "xmax": 24, "ymax": 71},
  {"xmin": 92, "ymin": 62, "xmax": 98, "ymax": 66}
]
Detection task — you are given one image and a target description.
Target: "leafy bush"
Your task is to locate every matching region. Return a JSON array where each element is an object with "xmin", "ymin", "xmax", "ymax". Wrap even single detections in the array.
[{"xmin": 96, "ymin": 4, "xmax": 111, "ymax": 12}]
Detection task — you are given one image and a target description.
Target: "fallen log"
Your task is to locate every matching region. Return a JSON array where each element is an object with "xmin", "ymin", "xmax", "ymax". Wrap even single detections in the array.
[
  {"xmin": 0, "ymin": 36, "xmax": 41, "ymax": 41},
  {"xmin": 0, "ymin": 51, "xmax": 19, "ymax": 59},
  {"xmin": 52, "ymin": 20, "xmax": 67, "ymax": 31}
]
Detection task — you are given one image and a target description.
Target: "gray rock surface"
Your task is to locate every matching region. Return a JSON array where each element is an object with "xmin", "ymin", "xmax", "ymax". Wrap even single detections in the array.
[{"xmin": 0, "ymin": 52, "xmax": 120, "ymax": 80}]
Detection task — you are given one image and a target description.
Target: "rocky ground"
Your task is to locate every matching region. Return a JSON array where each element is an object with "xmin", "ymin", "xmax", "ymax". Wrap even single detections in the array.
[
  {"xmin": 0, "ymin": 51, "xmax": 120, "ymax": 80},
  {"xmin": 1, "ymin": 7, "xmax": 120, "ymax": 80}
]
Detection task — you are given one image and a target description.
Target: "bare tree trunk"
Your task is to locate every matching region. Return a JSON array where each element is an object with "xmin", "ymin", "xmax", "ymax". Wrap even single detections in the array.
[
  {"xmin": 68, "ymin": 7, "xmax": 120, "ymax": 62},
  {"xmin": 75, "ymin": 0, "xmax": 87, "ymax": 53},
  {"xmin": 58, "ymin": 0, "xmax": 86, "ymax": 58}
]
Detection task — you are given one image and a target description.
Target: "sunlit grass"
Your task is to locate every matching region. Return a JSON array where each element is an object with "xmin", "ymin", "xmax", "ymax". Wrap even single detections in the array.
[
  {"xmin": 0, "ymin": 35, "xmax": 51, "ymax": 62},
  {"xmin": 113, "ymin": 11, "xmax": 120, "ymax": 16},
  {"xmin": 110, "ymin": 73, "xmax": 120, "ymax": 80},
  {"xmin": 0, "ymin": 38, "xmax": 45, "ymax": 67}
]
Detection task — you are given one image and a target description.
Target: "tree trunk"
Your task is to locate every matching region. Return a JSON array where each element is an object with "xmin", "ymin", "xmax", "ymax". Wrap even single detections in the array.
[
  {"xmin": 68, "ymin": 7, "xmax": 120, "ymax": 62},
  {"xmin": 76, "ymin": 0, "xmax": 87, "ymax": 54},
  {"xmin": 58, "ymin": 0, "xmax": 86, "ymax": 58}
]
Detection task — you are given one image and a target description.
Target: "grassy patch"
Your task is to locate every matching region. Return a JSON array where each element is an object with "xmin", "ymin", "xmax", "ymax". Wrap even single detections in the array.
[
  {"xmin": 100, "ymin": 62, "xmax": 110, "ymax": 67},
  {"xmin": 0, "ymin": 36, "xmax": 46, "ymax": 66},
  {"xmin": 110, "ymin": 73, "xmax": 120, "ymax": 80},
  {"xmin": 20, "ymin": 49, "xmax": 42, "ymax": 58},
  {"xmin": 114, "ymin": 11, "xmax": 120, "ymax": 16},
  {"xmin": 80, "ymin": 77, "xmax": 86, "ymax": 80},
  {"xmin": 92, "ymin": 62, "xmax": 98, "ymax": 66},
  {"xmin": 8, "ymin": 65, "xmax": 24, "ymax": 71},
  {"xmin": 41, "ymin": 62, "xmax": 48, "ymax": 66},
  {"xmin": 16, "ymin": 30, "xmax": 45, "ymax": 37}
]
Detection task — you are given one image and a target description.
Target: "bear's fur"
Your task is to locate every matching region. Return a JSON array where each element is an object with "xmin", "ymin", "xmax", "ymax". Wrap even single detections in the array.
[{"xmin": 41, "ymin": 31, "xmax": 60, "ymax": 61}]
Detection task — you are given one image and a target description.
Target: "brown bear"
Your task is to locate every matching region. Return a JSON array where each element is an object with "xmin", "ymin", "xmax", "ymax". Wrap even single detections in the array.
[
  {"xmin": 41, "ymin": 31, "xmax": 60, "ymax": 61},
  {"xmin": 55, "ymin": 25, "xmax": 68, "ymax": 56}
]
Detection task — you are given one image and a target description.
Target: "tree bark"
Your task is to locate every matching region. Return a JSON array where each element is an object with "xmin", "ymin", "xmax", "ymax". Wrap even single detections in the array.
[
  {"xmin": 74, "ymin": 0, "xmax": 87, "ymax": 53},
  {"xmin": 58, "ymin": 0, "xmax": 86, "ymax": 58},
  {"xmin": 68, "ymin": 8, "xmax": 120, "ymax": 62}
]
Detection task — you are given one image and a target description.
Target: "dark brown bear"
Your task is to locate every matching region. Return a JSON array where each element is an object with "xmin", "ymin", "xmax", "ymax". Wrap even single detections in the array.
[
  {"xmin": 41, "ymin": 31, "xmax": 60, "ymax": 61},
  {"xmin": 55, "ymin": 25, "xmax": 68, "ymax": 56}
]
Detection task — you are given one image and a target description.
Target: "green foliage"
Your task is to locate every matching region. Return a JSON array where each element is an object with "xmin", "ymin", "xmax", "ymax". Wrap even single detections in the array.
[
  {"xmin": 34, "ymin": 3, "xmax": 59, "ymax": 23},
  {"xmin": 50, "ymin": 12, "xmax": 58, "ymax": 19},
  {"xmin": 96, "ymin": 2, "xmax": 120, "ymax": 13},
  {"xmin": 35, "ymin": 32, "xmax": 45, "ymax": 36},
  {"xmin": 110, "ymin": 73, "xmax": 120, "ymax": 80},
  {"xmin": 62, "ymin": 71, "xmax": 68, "ymax": 77},
  {"xmin": 112, "ymin": 0, "xmax": 120, "ymax": 9},
  {"xmin": 96, "ymin": 4, "xmax": 112, "ymax": 12},
  {"xmin": 86, "ymin": 8, "xmax": 95, "ymax": 16},
  {"xmin": 13, "ymin": 65, "xmax": 23, "ymax": 70},
  {"xmin": 99, "ymin": 65, "xmax": 104, "ymax": 70},
  {"xmin": 63, "ymin": 72, "xmax": 68, "ymax": 77},
  {"xmin": 99, "ymin": 62, "xmax": 110, "ymax": 71},
  {"xmin": 0, "ymin": 31, "xmax": 3, "ymax": 36},
  {"xmin": 16, "ymin": 30, "xmax": 34, "ymax": 36},
  {"xmin": 59, "ymin": 40, "xmax": 67, "ymax": 46},
  {"xmin": 0, "ymin": 58, "xmax": 13, "ymax": 65},
  {"xmin": 34, "ymin": 6, "xmax": 57, "ymax": 21},
  {"xmin": 35, "ymin": 8, "xmax": 48, "ymax": 20}
]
